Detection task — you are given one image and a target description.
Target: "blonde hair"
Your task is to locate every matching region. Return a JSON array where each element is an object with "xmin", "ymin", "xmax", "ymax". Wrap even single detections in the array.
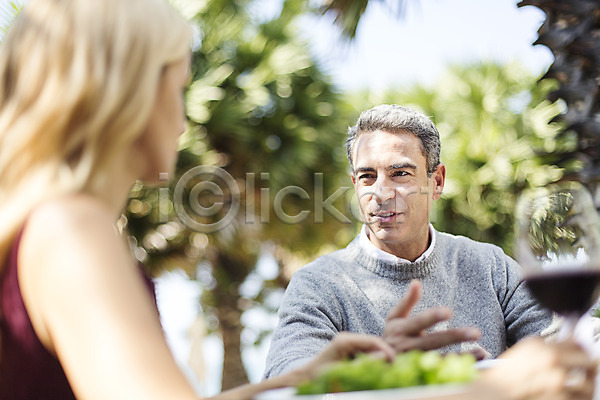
[{"xmin": 0, "ymin": 0, "xmax": 192, "ymax": 266}]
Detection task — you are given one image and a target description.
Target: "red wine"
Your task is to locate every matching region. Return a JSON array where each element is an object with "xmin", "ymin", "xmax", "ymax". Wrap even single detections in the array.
[{"xmin": 524, "ymin": 269, "xmax": 600, "ymax": 316}]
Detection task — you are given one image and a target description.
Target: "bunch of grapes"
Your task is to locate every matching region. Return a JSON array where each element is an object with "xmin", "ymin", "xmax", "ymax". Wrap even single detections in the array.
[{"xmin": 296, "ymin": 350, "xmax": 478, "ymax": 395}]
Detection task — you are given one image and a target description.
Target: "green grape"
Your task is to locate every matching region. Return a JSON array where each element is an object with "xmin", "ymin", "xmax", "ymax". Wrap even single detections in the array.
[
  {"xmin": 322, "ymin": 354, "xmax": 387, "ymax": 392},
  {"xmin": 295, "ymin": 350, "xmax": 478, "ymax": 395},
  {"xmin": 419, "ymin": 351, "xmax": 444, "ymax": 384},
  {"xmin": 379, "ymin": 350, "xmax": 421, "ymax": 388},
  {"xmin": 434, "ymin": 353, "xmax": 478, "ymax": 384}
]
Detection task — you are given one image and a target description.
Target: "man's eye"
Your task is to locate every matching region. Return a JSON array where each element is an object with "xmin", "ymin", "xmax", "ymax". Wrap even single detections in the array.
[
  {"xmin": 358, "ymin": 174, "xmax": 374, "ymax": 181},
  {"xmin": 393, "ymin": 171, "xmax": 409, "ymax": 177}
]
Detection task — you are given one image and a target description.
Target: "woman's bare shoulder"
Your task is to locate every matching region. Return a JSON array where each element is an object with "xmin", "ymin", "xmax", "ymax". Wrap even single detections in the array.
[
  {"xmin": 19, "ymin": 193, "xmax": 125, "ymax": 282},
  {"xmin": 18, "ymin": 195, "xmax": 132, "ymax": 354}
]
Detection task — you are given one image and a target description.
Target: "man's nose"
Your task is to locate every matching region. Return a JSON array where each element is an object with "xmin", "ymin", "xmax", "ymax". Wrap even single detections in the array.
[{"xmin": 372, "ymin": 176, "xmax": 396, "ymax": 204}]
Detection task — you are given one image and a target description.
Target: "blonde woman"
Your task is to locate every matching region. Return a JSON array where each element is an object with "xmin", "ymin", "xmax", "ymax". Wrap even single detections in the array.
[{"xmin": 0, "ymin": 0, "xmax": 594, "ymax": 399}]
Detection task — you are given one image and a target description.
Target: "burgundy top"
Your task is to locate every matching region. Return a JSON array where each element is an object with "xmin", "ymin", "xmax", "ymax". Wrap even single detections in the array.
[{"xmin": 0, "ymin": 229, "xmax": 157, "ymax": 399}]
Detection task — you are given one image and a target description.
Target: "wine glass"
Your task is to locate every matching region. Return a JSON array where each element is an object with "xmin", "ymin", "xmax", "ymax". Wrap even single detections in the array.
[{"xmin": 515, "ymin": 181, "xmax": 600, "ymax": 339}]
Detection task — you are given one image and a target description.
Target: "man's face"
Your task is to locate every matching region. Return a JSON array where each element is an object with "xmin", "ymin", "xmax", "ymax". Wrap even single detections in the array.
[{"xmin": 351, "ymin": 130, "xmax": 445, "ymax": 260}]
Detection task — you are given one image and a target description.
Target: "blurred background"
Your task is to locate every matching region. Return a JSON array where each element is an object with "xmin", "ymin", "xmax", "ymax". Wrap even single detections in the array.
[{"xmin": 2, "ymin": 0, "xmax": 594, "ymax": 397}]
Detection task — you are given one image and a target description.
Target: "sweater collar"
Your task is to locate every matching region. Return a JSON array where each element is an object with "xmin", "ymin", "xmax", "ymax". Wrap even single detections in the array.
[
  {"xmin": 349, "ymin": 227, "xmax": 441, "ymax": 280},
  {"xmin": 358, "ymin": 223, "xmax": 436, "ymax": 264}
]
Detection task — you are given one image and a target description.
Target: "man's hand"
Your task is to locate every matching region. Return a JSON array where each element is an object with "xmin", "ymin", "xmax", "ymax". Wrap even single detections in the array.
[{"xmin": 382, "ymin": 280, "xmax": 483, "ymax": 356}]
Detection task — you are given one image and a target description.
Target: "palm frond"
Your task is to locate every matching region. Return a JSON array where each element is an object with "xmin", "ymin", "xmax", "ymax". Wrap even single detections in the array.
[
  {"xmin": 0, "ymin": 1, "xmax": 24, "ymax": 40},
  {"xmin": 319, "ymin": 0, "xmax": 406, "ymax": 39}
]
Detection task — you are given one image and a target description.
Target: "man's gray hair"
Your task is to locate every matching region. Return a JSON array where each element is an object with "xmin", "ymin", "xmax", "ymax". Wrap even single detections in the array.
[{"xmin": 346, "ymin": 104, "xmax": 441, "ymax": 174}]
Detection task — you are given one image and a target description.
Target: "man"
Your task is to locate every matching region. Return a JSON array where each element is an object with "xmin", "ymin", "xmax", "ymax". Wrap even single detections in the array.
[{"xmin": 263, "ymin": 104, "xmax": 556, "ymax": 379}]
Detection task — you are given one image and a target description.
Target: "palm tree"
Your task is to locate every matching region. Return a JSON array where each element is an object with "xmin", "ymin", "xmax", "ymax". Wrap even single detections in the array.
[{"xmin": 516, "ymin": 0, "xmax": 600, "ymax": 197}]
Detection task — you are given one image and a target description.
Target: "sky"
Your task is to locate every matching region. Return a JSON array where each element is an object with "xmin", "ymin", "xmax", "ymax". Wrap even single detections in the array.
[
  {"xmin": 300, "ymin": 0, "xmax": 552, "ymax": 91},
  {"xmin": 0, "ymin": 0, "xmax": 554, "ymax": 397}
]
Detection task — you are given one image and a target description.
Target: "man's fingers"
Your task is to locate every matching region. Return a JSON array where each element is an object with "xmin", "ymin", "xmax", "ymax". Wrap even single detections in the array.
[
  {"xmin": 411, "ymin": 328, "xmax": 481, "ymax": 351},
  {"xmin": 384, "ymin": 282, "xmax": 483, "ymax": 357},
  {"xmin": 387, "ymin": 328, "xmax": 481, "ymax": 352},
  {"xmin": 386, "ymin": 306, "xmax": 452, "ymax": 336},
  {"xmin": 386, "ymin": 280, "xmax": 422, "ymax": 321},
  {"xmin": 332, "ymin": 332, "xmax": 395, "ymax": 362},
  {"xmin": 468, "ymin": 347, "xmax": 488, "ymax": 361}
]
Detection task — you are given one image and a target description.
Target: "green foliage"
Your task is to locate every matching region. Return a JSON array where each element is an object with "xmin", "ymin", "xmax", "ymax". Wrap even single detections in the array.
[
  {"xmin": 523, "ymin": 189, "xmax": 578, "ymax": 259},
  {"xmin": 128, "ymin": 0, "xmax": 356, "ymax": 277},
  {"xmin": 296, "ymin": 351, "xmax": 477, "ymax": 395},
  {"xmin": 127, "ymin": 0, "xmax": 356, "ymax": 276}
]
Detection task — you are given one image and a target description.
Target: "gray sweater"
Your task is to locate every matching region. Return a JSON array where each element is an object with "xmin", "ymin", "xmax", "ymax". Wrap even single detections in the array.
[{"xmin": 263, "ymin": 229, "xmax": 555, "ymax": 378}]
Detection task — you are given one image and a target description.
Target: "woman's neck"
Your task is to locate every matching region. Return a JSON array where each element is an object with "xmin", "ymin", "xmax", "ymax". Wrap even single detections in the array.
[{"xmin": 88, "ymin": 149, "xmax": 140, "ymax": 219}]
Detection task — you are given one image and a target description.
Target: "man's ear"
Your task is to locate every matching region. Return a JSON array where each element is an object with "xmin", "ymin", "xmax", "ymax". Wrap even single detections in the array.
[
  {"xmin": 351, "ymin": 173, "xmax": 356, "ymax": 186},
  {"xmin": 431, "ymin": 163, "xmax": 446, "ymax": 200}
]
